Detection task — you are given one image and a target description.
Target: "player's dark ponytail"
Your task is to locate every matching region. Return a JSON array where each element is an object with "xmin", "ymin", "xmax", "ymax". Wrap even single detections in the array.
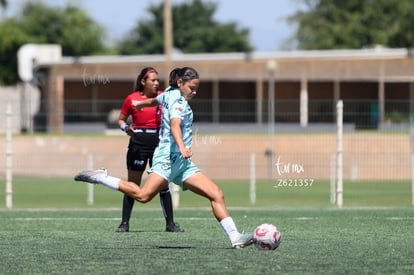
[{"xmin": 168, "ymin": 67, "xmax": 199, "ymax": 88}]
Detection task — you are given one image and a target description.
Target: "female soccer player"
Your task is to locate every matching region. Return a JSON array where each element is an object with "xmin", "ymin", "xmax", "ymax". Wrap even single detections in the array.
[
  {"xmin": 75, "ymin": 67, "xmax": 253, "ymax": 248},
  {"xmin": 116, "ymin": 67, "xmax": 183, "ymax": 233}
]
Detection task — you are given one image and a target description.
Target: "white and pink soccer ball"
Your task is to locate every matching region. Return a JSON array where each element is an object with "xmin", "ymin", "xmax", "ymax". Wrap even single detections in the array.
[{"xmin": 253, "ymin": 223, "xmax": 281, "ymax": 250}]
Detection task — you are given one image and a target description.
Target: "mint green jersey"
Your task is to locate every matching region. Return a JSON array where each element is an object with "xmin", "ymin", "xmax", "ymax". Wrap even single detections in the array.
[
  {"xmin": 148, "ymin": 87, "xmax": 200, "ymax": 187},
  {"xmin": 154, "ymin": 87, "xmax": 193, "ymax": 155}
]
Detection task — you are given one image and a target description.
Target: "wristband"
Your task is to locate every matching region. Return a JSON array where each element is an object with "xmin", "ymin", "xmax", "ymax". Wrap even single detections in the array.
[{"xmin": 120, "ymin": 123, "xmax": 129, "ymax": 132}]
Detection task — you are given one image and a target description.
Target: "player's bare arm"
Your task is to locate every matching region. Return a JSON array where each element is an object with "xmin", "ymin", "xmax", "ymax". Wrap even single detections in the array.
[{"xmin": 132, "ymin": 98, "xmax": 159, "ymax": 111}]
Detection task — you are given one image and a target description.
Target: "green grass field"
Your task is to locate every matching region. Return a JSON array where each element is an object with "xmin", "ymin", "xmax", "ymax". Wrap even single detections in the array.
[
  {"xmin": 0, "ymin": 177, "xmax": 412, "ymax": 209},
  {"xmin": 0, "ymin": 178, "xmax": 413, "ymax": 274}
]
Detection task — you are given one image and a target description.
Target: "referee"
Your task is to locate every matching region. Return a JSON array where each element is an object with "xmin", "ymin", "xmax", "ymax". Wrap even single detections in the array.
[{"xmin": 116, "ymin": 67, "xmax": 183, "ymax": 233}]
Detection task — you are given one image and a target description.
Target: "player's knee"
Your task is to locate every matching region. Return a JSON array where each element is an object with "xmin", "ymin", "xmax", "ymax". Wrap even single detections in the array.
[
  {"xmin": 212, "ymin": 188, "xmax": 225, "ymax": 203},
  {"xmin": 136, "ymin": 195, "xmax": 151, "ymax": 203},
  {"xmin": 131, "ymin": 192, "xmax": 151, "ymax": 203}
]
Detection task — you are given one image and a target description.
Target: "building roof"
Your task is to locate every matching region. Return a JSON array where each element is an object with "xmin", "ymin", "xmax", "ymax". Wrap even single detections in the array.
[{"xmin": 35, "ymin": 48, "xmax": 414, "ymax": 82}]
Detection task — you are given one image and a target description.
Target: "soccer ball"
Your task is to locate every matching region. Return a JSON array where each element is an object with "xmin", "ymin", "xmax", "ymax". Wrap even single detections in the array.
[{"xmin": 253, "ymin": 223, "xmax": 281, "ymax": 250}]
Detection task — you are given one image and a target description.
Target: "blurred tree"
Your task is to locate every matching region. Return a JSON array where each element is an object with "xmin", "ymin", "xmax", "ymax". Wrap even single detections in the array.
[
  {"xmin": 0, "ymin": 19, "xmax": 32, "ymax": 84},
  {"xmin": 118, "ymin": 0, "xmax": 252, "ymax": 54},
  {"xmin": 0, "ymin": 0, "xmax": 7, "ymax": 8},
  {"xmin": 0, "ymin": 2, "xmax": 109, "ymax": 85},
  {"xmin": 20, "ymin": 2, "xmax": 107, "ymax": 56},
  {"xmin": 288, "ymin": 0, "xmax": 414, "ymax": 49}
]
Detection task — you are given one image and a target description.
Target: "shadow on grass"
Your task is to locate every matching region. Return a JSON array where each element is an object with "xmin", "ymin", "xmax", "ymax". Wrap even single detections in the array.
[{"xmin": 157, "ymin": 246, "xmax": 196, "ymax": 249}]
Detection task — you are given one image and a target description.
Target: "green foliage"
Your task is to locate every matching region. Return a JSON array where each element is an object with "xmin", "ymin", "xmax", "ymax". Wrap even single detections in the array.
[
  {"xmin": 118, "ymin": 0, "xmax": 252, "ymax": 54},
  {"xmin": 0, "ymin": 2, "xmax": 108, "ymax": 85},
  {"xmin": 19, "ymin": 2, "xmax": 106, "ymax": 56},
  {"xmin": 386, "ymin": 111, "xmax": 409, "ymax": 123},
  {"xmin": 290, "ymin": 0, "xmax": 414, "ymax": 49},
  {"xmin": 0, "ymin": 0, "xmax": 252, "ymax": 85},
  {"xmin": 0, "ymin": 18, "xmax": 32, "ymax": 84}
]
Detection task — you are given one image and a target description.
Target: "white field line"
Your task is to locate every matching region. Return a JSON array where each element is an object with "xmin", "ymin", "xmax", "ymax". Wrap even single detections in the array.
[
  {"xmin": 385, "ymin": 217, "xmax": 414, "ymax": 220},
  {"xmin": 7, "ymin": 216, "xmax": 318, "ymax": 221},
  {"xmin": 0, "ymin": 206, "xmax": 407, "ymax": 212},
  {"xmin": 7, "ymin": 217, "xmax": 216, "ymax": 221},
  {"xmin": 11, "ymin": 216, "xmax": 412, "ymax": 222}
]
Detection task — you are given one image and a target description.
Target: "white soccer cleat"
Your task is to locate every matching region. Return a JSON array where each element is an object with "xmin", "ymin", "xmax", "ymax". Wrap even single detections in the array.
[
  {"xmin": 232, "ymin": 232, "xmax": 254, "ymax": 249},
  {"xmin": 74, "ymin": 168, "xmax": 107, "ymax": 184}
]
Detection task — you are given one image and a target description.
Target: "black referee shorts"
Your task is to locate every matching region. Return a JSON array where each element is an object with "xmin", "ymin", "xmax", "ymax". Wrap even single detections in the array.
[{"xmin": 126, "ymin": 130, "xmax": 159, "ymax": 171}]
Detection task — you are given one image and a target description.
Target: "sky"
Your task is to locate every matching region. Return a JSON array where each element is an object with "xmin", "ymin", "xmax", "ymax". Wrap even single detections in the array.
[{"xmin": 4, "ymin": 0, "xmax": 306, "ymax": 52}]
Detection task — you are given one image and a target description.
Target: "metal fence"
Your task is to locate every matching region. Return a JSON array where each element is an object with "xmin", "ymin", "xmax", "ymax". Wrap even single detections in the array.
[
  {"xmin": 0, "ymin": 98, "xmax": 412, "ymax": 181},
  {"xmin": 25, "ymin": 98, "xmax": 411, "ymax": 130}
]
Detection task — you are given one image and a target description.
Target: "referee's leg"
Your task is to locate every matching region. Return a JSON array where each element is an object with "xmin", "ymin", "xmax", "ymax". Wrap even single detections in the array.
[{"xmin": 116, "ymin": 169, "xmax": 144, "ymax": 232}]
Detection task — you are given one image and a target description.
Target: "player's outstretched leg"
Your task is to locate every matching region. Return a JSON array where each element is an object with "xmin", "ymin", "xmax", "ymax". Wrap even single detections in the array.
[
  {"xmin": 74, "ymin": 168, "xmax": 120, "ymax": 190},
  {"xmin": 74, "ymin": 168, "xmax": 108, "ymax": 184}
]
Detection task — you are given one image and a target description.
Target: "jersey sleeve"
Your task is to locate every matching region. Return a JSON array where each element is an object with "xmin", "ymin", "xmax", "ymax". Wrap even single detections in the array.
[
  {"xmin": 156, "ymin": 92, "xmax": 166, "ymax": 106},
  {"xmin": 120, "ymin": 95, "xmax": 132, "ymax": 115}
]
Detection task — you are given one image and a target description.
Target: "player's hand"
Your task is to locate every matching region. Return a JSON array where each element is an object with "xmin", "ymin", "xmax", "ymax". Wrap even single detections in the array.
[
  {"xmin": 132, "ymin": 100, "xmax": 142, "ymax": 111},
  {"xmin": 180, "ymin": 147, "xmax": 192, "ymax": 159}
]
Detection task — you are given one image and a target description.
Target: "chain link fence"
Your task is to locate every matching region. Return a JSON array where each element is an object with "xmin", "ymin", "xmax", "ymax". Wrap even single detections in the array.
[{"xmin": 0, "ymin": 96, "xmax": 412, "ymax": 182}]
